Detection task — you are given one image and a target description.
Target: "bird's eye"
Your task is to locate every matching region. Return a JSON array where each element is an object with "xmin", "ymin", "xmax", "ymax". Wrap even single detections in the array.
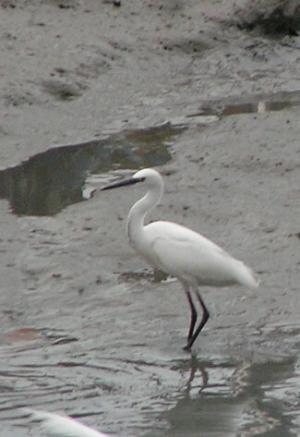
[{"xmin": 135, "ymin": 176, "xmax": 146, "ymax": 183}]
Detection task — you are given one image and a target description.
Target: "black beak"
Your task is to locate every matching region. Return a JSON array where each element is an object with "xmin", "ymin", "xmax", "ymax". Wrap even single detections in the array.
[{"xmin": 101, "ymin": 176, "xmax": 144, "ymax": 191}]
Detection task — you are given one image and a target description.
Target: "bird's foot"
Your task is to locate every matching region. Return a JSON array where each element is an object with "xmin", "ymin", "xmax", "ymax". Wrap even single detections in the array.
[{"xmin": 182, "ymin": 343, "xmax": 192, "ymax": 352}]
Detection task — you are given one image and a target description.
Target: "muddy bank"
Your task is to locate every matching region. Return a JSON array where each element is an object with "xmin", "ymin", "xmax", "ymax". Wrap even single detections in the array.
[
  {"xmin": 2, "ymin": 0, "xmax": 300, "ymax": 165},
  {"xmin": 0, "ymin": 1, "xmax": 300, "ymax": 436}
]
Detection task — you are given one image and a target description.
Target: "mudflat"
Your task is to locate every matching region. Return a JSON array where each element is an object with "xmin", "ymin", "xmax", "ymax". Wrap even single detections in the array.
[{"xmin": 0, "ymin": 1, "xmax": 299, "ymax": 436}]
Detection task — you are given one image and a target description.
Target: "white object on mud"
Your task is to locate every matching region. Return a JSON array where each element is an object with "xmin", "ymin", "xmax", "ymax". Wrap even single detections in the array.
[
  {"xmin": 102, "ymin": 168, "xmax": 259, "ymax": 350},
  {"xmin": 28, "ymin": 409, "xmax": 109, "ymax": 437}
]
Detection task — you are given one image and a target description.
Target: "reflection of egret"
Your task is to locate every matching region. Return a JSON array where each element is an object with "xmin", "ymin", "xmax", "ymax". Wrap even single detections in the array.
[
  {"xmin": 174, "ymin": 355, "xmax": 209, "ymax": 395},
  {"xmin": 27, "ymin": 409, "xmax": 109, "ymax": 436},
  {"xmin": 165, "ymin": 358, "xmax": 246, "ymax": 436},
  {"xmin": 185, "ymin": 356, "xmax": 209, "ymax": 394},
  {"xmin": 102, "ymin": 168, "xmax": 258, "ymax": 350},
  {"xmin": 175, "ymin": 356, "xmax": 238, "ymax": 396}
]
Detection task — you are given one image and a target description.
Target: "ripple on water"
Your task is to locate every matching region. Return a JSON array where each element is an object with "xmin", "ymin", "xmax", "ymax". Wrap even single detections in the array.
[{"xmin": 2, "ymin": 332, "xmax": 299, "ymax": 437}]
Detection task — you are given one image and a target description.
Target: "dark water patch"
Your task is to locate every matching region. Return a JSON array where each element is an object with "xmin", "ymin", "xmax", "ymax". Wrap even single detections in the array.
[
  {"xmin": 190, "ymin": 90, "xmax": 300, "ymax": 118},
  {"xmin": 146, "ymin": 354, "xmax": 300, "ymax": 437},
  {"xmin": 0, "ymin": 123, "xmax": 184, "ymax": 216},
  {"xmin": 221, "ymin": 100, "xmax": 292, "ymax": 116},
  {"xmin": 119, "ymin": 268, "xmax": 168, "ymax": 283}
]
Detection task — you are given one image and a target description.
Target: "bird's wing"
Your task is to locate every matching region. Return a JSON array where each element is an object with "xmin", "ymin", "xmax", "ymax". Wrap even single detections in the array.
[
  {"xmin": 146, "ymin": 221, "xmax": 243, "ymax": 285},
  {"xmin": 27, "ymin": 409, "xmax": 108, "ymax": 437}
]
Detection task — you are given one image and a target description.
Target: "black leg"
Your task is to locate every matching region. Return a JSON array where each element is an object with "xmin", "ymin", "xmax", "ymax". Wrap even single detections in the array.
[
  {"xmin": 185, "ymin": 290, "xmax": 197, "ymax": 341},
  {"xmin": 184, "ymin": 291, "xmax": 209, "ymax": 351}
]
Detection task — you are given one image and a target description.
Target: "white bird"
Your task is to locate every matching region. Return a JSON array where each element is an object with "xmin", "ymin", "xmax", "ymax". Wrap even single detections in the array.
[
  {"xmin": 102, "ymin": 168, "xmax": 258, "ymax": 350},
  {"xmin": 27, "ymin": 409, "xmax": 109, "ymax": 437}
]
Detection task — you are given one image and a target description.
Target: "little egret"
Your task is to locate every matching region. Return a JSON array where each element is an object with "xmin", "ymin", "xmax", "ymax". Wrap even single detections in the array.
[
  {"xmin": 27, "ymin": 409, "xmax": 109, "ymax": 437},
  {"xmin": 102, "ymin": 168, "xmax": 258, "ymax": 350}
]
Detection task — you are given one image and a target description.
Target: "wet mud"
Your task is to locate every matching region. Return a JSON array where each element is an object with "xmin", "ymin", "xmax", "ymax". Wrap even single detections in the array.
[{"xmin": 0, "ymin": 1, "xmax": 300, "ymax": 436}]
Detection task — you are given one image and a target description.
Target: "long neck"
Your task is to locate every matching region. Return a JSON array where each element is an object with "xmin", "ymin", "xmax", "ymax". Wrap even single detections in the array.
[{"xmin": 127, "ymin": 182, "xmax": 163, "ymax": 248}]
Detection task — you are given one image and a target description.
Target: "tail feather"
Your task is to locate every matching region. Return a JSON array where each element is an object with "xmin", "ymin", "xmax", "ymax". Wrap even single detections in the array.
[{"xmin": 235, "ymin": 260, "xmax": 259, "ymax": 290}]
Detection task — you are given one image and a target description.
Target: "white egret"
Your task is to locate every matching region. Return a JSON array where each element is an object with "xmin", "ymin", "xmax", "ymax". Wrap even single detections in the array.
[
  {"xmin": 27, "ymin": 409, "xmax": 109, "ymax": 437},
  {"xmin": 102, "ymin": 168, "xmax": 258, "ymax": 350}
]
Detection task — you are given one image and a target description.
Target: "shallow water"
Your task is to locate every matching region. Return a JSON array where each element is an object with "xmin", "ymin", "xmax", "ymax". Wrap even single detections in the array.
[
  {"xmin": 1, "ymin": 273, "xmax": 300, "ymax": 437},
  {"xmin": 189, "ymin": 90, "xmax": 300, "ymax": 118},
  {"xmin": 0, "ymin": 123, "xmax": 184, "ymax": 216},
  {"xmin": 2, "ymin": 336, "xmax": 300, "ymax": 436}
]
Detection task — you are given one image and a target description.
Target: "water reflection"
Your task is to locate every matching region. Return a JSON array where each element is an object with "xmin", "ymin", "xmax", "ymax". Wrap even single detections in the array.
[
  {"xmin": 2, "ymin": 343, "xmax": 300, "ymax": 437},
  {"xmin": 148, "ymin": 355, "xmax": 299, "ymax": 437},
  {"xmin": 0, "ymin": 123, "xmax": 184, "ymax": 216}
]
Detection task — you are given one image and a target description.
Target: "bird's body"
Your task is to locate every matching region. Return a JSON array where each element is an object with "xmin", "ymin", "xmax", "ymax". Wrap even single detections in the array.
[
  {"xmin": 102, "ymin": 168, "xmax": 258, "ymax": 350},
  {"xmin": 132, "ymin": 220, "xmax": 257, "ymax": 289},
  {"xmin": 27, "ymin": 409, "xmax": 108, "ymax": 437}
]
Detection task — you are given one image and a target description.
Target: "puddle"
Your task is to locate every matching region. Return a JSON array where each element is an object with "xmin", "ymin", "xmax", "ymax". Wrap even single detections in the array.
[
  {"xmin": 190, "ymin": 90, "xmax": 300, "ymax": 117},
  {"xmin": 0, "ymin": 123, "xmax": 184, "ymax": 216},
  {"xmin": 1, "ymin": 89, "xmax": 298, "ymax": 217},
  {"xmin": 119, "ymin": 267, "xmax": 169, "ymax": 283}
]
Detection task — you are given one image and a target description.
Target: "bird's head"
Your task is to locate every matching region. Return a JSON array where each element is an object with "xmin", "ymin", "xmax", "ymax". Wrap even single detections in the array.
[{"xmin": 101, "ymin": 168, "xmax": 163, "ymax": 191}]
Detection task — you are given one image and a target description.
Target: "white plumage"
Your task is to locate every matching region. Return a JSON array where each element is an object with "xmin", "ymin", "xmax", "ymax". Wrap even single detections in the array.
[
  {"xmin": 139, "ymin": 220, "xmax": 258, "ymax": 289},
  {"xmin": 28, "ymin": 409, "xmax": 108, "ymax": 437},
  {"xmin": 102, "ymin": 168, "xmax": 258, "ymax": 350}
]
